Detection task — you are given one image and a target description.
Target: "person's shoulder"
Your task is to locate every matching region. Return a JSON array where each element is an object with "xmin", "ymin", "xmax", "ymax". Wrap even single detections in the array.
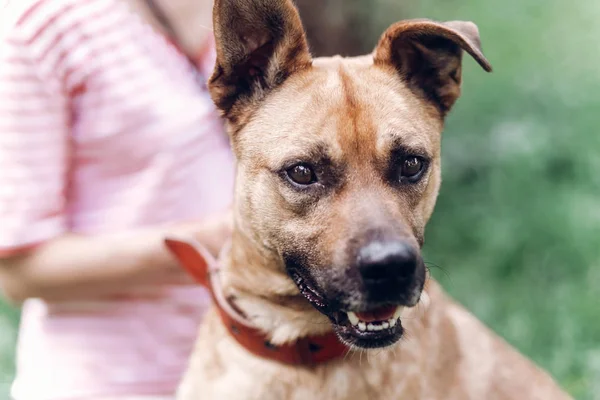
[
  {"xmin": 0, "ymin": 0, "xmax": 32, "ymax": 38},
  {"xmin": 5, "ymin": 0, "xmax": 75, "ymax": 28},
  {"xmin": 3, "ymin": 0, "xmax": 121, "ymax": 40}
]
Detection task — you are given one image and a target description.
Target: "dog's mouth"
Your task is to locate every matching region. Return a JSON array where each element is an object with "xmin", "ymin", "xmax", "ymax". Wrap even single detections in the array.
[
  {"xmin": 346, "ymin": 306, "xmax": 403, "ymax": 334},
  {"xmin": 292, "ymin": 272, "xmax": 405, "ymax": 349},
  {"xmin": 337, "ymin": 305, "xmax": 404, "ymax": 348}
]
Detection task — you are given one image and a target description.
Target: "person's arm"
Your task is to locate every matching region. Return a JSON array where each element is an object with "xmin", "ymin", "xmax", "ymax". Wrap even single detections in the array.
[{"xmin": 0, "ymin": 212, "xmax": 231, "ymax": 304}]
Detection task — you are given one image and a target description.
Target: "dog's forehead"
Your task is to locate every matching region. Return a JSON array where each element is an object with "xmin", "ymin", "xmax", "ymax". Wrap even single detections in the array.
[{"xmin": 238, "ymin": 56, "xmax": 443, "ymax": 165}]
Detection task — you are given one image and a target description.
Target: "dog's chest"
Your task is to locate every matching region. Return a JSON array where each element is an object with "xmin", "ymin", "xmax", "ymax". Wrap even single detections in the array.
[{"xmin": 177, "ymin": 309, "xmax": 434, "ymax": 400}]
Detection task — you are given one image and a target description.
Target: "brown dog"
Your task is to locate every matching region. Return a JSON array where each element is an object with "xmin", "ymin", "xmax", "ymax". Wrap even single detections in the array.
[{"xmin": 168, "ymin": 0, "xmax": 572, "ymax": 398}]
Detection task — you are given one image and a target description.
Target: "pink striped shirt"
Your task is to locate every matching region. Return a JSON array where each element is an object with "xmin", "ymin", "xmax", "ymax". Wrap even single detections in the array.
[{"xmin": 0, "ymin": 0, "xmax": 234, "ymax": 398}]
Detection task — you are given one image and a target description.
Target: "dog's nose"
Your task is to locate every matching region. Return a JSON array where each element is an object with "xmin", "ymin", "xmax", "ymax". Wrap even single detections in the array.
[{"xmin": 357, "ymin": 241, "xmax": 418, "ymax": 284}]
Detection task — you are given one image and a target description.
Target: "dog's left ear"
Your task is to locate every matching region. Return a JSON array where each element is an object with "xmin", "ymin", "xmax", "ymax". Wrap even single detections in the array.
[
  {"xmin": 374, "ymin": 19, "xmax": 492, "ymax": 115},
  {"xmin": 209, "ymin": 0, "xmax": 312, "ymax": 122}
]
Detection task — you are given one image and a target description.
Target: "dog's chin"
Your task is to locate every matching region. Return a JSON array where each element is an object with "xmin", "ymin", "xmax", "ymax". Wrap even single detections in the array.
[{"xmin": 291, "ymin": 272, "xmax": 407, "ymax": 349}]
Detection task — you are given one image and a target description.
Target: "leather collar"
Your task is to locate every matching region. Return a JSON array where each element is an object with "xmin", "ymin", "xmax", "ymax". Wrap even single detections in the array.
[{"xmin": 164, "ymin": 237, "xmax": 349, "ymax": 366}]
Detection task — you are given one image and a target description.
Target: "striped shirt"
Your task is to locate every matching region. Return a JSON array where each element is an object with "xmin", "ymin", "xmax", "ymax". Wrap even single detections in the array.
[{"xmin": 0, "ymin": 0, "xmax": 234, "ymax": 398}]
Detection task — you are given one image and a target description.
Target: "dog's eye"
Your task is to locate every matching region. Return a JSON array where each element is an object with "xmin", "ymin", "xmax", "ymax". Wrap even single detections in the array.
[
  {"xmin": 400, "ymin": 156, "xmax": 426, "ymax": 182},
  {"xmin": 286, "ymin": 164, "xmax": 317, "ymax": 185}
]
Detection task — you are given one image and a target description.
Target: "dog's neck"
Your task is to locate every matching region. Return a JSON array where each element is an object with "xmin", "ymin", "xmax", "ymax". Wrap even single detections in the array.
[{"xmin": 219, "ymin": 227, "xmax": 333, "ymax": 346}]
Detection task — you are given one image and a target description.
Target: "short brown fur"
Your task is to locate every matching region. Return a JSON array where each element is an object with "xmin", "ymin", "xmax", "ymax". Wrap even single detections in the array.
[{"xmin": 177, "ymin": 0, "xmax": 572, "ymax": 399}]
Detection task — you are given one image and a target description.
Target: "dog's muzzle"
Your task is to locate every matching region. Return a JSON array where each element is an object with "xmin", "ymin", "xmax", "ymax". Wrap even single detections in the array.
[{"xmin": 288, "ymin": 239, "xmax": 426, "ymax": 349}]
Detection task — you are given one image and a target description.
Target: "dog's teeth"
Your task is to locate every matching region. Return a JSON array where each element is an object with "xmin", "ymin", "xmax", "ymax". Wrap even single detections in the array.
[
  {"xmin": 347, "ymin": 312, "xmax": 359, "ymax": 326},
  {"xmin": 350, "ymin": 307, "xmax": 404, "ymax": 332},
  {"xmin": 393, "ymin": 306, "xmax": 404, "ymax": 321}
]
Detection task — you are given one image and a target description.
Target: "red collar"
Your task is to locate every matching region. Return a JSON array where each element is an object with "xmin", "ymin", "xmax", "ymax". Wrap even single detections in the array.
[{"xmin": 164, "ymin": 237, "xmax": 349, "ymax": 366}]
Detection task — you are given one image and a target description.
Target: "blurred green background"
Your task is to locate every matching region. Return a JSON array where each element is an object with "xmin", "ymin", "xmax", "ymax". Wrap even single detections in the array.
[
  {"xmin": 0, "ymin": 300, "xmax": 17, "ymax": 396},
  {"xmin": 409, "ymin": 0, "xmax": 600, "ymax": 399},
  {"xmin": 1, "ymin": 0, "xmax": 598, "ymax": 398}
]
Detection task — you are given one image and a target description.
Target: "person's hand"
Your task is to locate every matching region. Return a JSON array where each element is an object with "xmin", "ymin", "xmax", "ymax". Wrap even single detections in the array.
[{"xmin": 170, "ymin": 208, "xmax": 233, "ymax": 259}]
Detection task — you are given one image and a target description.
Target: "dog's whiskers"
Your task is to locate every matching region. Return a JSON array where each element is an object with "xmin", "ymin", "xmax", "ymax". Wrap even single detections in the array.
[
  {"xmin": 424, "ymin": 260, "xmax": 452, "ymax": 280},
  {"xmin": 359, "ymin": 348, "xmax": 364, "ymax": 367},
  {"xmin": 390, "ymin": 345, "xmax": 398, "ymax": 359}
]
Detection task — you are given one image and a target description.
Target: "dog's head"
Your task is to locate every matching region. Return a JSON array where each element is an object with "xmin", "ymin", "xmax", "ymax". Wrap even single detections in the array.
[{"xmin": 209, "ymin": 0, "xmax": 491, "ymax": 349}]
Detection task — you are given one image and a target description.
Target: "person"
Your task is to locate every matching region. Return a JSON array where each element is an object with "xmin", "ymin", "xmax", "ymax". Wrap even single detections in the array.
[{"xmin": 0, "ymin": 0, "xmax": 234, "ymax": 398}]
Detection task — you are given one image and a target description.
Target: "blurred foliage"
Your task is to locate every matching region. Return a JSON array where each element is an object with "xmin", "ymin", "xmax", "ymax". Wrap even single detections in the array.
[
  {"xmin": 296, "ymin": 0, "xmax": 409, "ymax": 56},
  {"xmin": 404, "ymin": 0, "xmax": 600, "ymax": 399},
  {"xmin": 1, "ymin": 0, "xmax": 599, "ymax": 399},
  {"xmin": 0, "ymin": 301, "xmax": 17, "ymax": 396}
]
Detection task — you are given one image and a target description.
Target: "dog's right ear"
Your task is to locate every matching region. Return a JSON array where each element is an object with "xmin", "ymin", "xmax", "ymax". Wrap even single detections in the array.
[
  {"xmin": 208, "ymin": 0, "xmax": 312, "ymax": 122},
  {"xmin": 373, "ymin": 19, "xmax": 492, "ymax": 116}
]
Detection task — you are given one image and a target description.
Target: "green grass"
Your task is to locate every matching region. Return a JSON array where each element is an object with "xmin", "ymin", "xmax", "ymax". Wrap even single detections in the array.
[{"xmin": 1, "ymin": 0, "xmax": 598, "ymax": 399}]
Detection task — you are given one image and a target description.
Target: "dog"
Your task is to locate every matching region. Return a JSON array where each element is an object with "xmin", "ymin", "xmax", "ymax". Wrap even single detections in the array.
[{"xmin": 165, "ymin": 0, "xmax": 573, "ymax": 398}]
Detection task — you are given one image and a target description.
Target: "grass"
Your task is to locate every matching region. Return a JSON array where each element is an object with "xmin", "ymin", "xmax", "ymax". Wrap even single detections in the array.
[{"xmin": 1, "ymin": 0, "xmax": 598, "ymax": 399}]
